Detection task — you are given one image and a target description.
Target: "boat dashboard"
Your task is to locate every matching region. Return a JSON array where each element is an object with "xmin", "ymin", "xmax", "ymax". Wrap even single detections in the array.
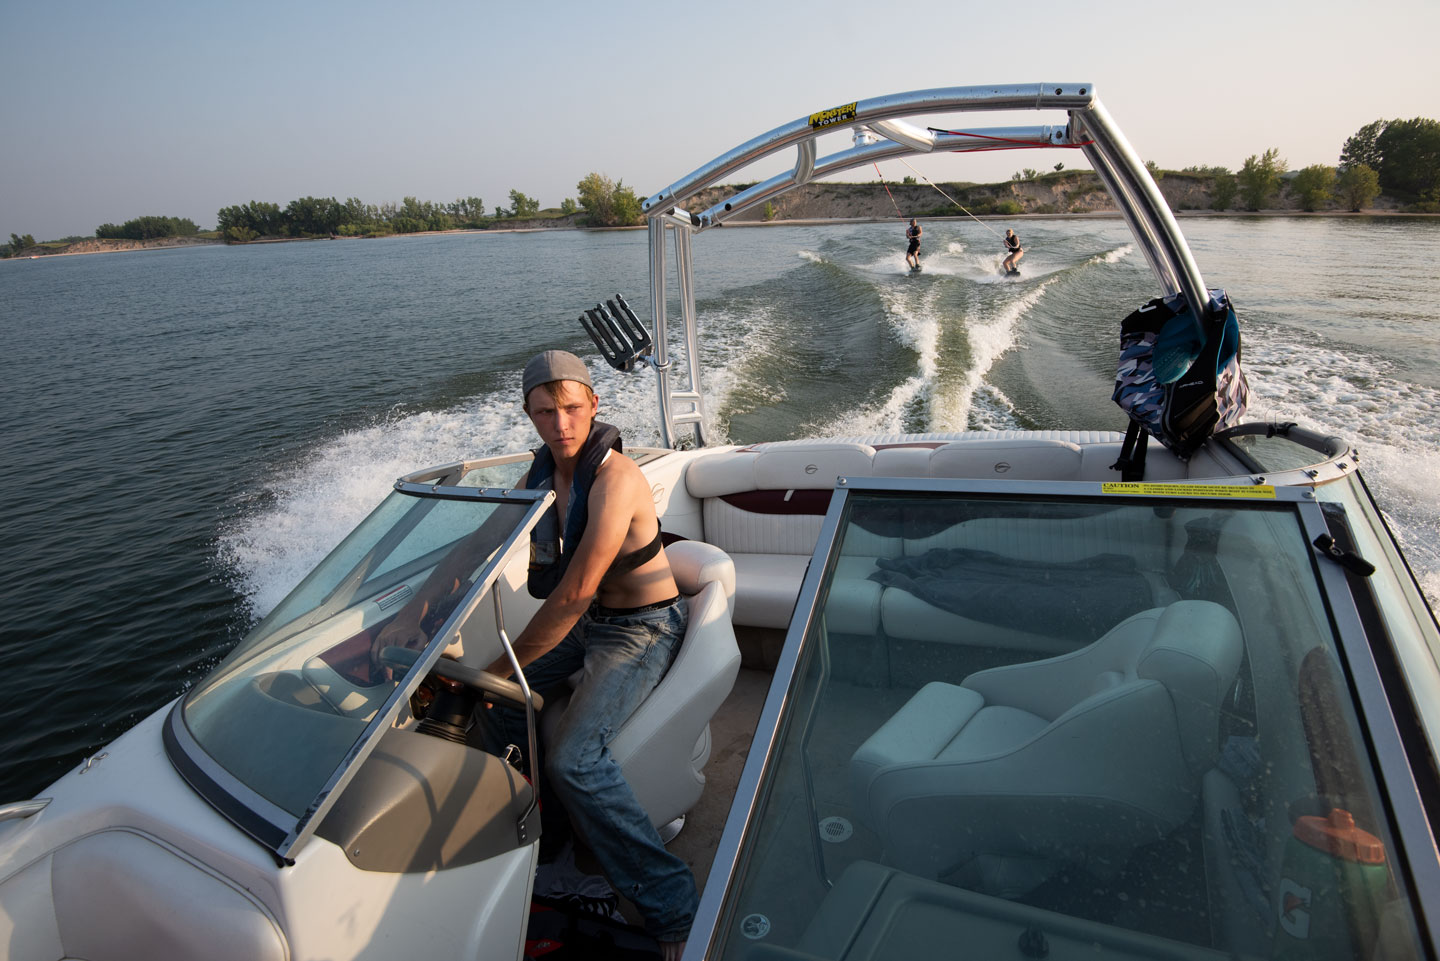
[{"xmin": 164, "ymin": 461, "xmax": 554, "ymax": 861}]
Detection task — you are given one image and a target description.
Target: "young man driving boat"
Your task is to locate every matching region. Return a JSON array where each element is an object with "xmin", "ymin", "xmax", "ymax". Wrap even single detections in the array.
[{"xmin": 374, "ymin": 349, "xmax": 695, "ymax": 957}]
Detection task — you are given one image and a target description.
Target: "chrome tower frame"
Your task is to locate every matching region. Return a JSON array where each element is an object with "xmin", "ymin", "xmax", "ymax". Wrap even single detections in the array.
[{"xmin": 640, "ymin": 83, "xmax": 1209, "ymax": 449}]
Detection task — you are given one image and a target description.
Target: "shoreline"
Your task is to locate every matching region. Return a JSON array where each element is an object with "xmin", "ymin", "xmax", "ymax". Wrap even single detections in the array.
[{"xmin": 7, "ymin": 208, "xmax": 1434, "ymax": 262}]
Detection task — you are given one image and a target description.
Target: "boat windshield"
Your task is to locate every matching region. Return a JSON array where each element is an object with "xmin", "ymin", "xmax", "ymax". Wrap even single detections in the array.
[
  {"xmin": 702, "ymin": 481, "xmax": 1430, "ymax": 960},
  {"xmin": 171, "ymin": 485, "xmax": 548, "ymax": 855}
]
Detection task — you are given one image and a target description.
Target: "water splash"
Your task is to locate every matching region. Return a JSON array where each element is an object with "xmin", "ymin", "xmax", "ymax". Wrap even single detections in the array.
[
  {"xmin": 1093, "ymin": 244, "xmax": 1134, "ymax": 265},
  {"xmin": 937, "ymin": 279, "xmax": 1059, "ymax": 430},
  {"xmin": 823, "ymin": 284, "xmax": 943, "ymax": 435},
  {"xmin": 1243, "ymin": 336, "xmax": 1440, "ymax": 606},
  {"xmin": 217, "ymin": 321, "xmax": 758, "ymax": 618}
]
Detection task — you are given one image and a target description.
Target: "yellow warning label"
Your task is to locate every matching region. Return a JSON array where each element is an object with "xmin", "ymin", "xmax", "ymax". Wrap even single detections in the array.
[
  {"xmin": 1101, "ymin": 483, "xmax": 1277, "ymax": 499},
  {"xmin": 809, "ymin": 102, "xmax": 857, "ymax": 129}
]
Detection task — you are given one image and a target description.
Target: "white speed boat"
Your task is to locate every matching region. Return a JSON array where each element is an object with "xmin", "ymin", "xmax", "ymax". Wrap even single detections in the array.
[{"xmin": 2, "ymin": 84, "xmax": 1437, "ymax": 961}]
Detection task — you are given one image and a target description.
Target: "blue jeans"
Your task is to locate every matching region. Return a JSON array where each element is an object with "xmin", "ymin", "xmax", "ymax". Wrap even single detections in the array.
[{"xmin": 488, "ymin": 599, "xmax": 696, "ymax": 942}]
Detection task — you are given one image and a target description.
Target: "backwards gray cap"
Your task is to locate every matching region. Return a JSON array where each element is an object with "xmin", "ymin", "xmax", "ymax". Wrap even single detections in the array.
[{"xmin": 522, "ymin": 349, "xmax": 592, "ymax": 398}]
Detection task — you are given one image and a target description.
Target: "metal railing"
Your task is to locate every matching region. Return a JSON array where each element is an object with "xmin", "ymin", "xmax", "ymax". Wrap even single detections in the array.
[{"xmin": 641, "ymin": 83, "xmax": 1209, "ymax": 449}]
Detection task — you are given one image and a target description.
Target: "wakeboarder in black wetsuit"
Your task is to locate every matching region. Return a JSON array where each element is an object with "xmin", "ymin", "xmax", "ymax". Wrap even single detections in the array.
[
  {"xmin": 1002, "ymin": 229, "xmax": 1023, "ymax": 273},
  {"xmin": 905, "ymin": 219, "xmax": 922, "ymax": 270}
]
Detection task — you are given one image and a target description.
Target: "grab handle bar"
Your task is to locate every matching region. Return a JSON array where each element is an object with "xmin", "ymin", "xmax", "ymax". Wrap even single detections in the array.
[{"xmin": 0, "ymin": 799, "xmax": 51, "ymax": 823}]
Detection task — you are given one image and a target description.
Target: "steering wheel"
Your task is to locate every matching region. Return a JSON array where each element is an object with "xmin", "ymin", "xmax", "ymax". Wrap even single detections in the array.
[{"xmin": 378, "ymin": 646, "xmax": 543, "ymax": 712}]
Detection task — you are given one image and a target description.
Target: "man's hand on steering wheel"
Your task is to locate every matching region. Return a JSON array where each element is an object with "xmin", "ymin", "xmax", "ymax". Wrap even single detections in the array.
[{"xmin": 370, "ymin": 610, "xmax": 428, "ymax": 680}]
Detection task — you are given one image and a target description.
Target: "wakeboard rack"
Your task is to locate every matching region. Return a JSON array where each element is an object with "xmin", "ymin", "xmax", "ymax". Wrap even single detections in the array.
[{"xmin": 580, "ymin": 294, "xmax": 654, "ymax": 372}]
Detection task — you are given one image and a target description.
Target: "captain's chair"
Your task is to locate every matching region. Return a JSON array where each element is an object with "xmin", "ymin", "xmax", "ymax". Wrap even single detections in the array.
[
  {"xmin": 850, "ymin": 600, "xmax": 1242, "ymax": 895},
  {"xmin": 542, "ymin": 539, "xmax": 740, "ymax": 833}
]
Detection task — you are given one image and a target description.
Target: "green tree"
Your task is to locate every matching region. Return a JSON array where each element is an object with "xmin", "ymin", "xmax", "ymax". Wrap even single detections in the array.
[
  {"xmin": 610, "ymin": 183, "xmax": 641, "ymax": 226},
  {"xmin": 339, "ymin": 197, "xmax": 377, "ymax": 229},
  {"xmin": 1290, "ymin": 165, "xmax": 1335, "ymax": 212},
  {"xmin": 1334, "ymin": 164, "xmax": 1380, "ymax": 211},
  {"xmin": 1054, "ymin": 163, "xmax": 1065, "ymax": 173},
  {"xmin": 576, "ymin": 173, "xmax": 640, "ymax": 227},
  {"xmin": 507, "ymin": 189, "xmax": 539, "ymax": 218},
  {"xmin": 285, "ymin": 196, "xmax": 343, "ymax": 236},
  {"xmin": 1209, "ymin": 169, "xmax": 1238, "ymax": 211},
  {"xmin": 1145, "ymin": 160, "xmax": 1164, "ymax": 181},
  {"xmin": 1374, "ymin": 117, "xmax": 1440, "ymax": 199},
  {"xmin": 4, "ymin": 233, "xmax": 36, "ymax": 257},
  {"xmin": 1340, "ymin": 120, "xmax": 1385, "ymax": 171},
  {"xmin": 95, "ymin": 216, "xmax": 198, "ymax": 240},
  {"xmin": 1011, "ymin": 168, "xmax": 1038, "ymax": 181},
  {"xmin": 450, "ymin": 196, "xmax": 485, "ymax": 222},
  {"xmin": 559, "ymin": 197, "xmax": 578, "ymax": 215},
  {"xmin": 576, "ymin": 172, "xmax": 614, "ymax": 223},
  {"xmin": 217, "ymin": 201, "xmax": 283, "ymax": 240},
  {"xmin": 1237, "ymin": 148, "xmax": 1286, "ymax": 210}
]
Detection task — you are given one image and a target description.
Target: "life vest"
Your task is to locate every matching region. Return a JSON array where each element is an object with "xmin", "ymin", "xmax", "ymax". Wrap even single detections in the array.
[
  {"xmin": 1111, "ymin": 290, "xmax": 1249, "ymax": 478},
  {"xmin": 523, "ymin": 421, "xmax": 623, "ymax": 599}
]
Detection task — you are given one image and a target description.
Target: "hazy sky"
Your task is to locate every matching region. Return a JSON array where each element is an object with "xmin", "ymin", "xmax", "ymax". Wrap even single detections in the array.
[{"xmin": 3, "ymin": 0, "xmax": 1438, "ymax": 240}]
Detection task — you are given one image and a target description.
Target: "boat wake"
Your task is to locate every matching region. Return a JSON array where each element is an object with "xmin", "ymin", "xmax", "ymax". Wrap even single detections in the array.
[
  {"xmin": 1243, "ymin": 338, "xmax": 1440, "ymax": 605},
  {"xmin": 218, "ymin": 330, "xmax": 755, "ymax": 621},
  {"xmin": 1088, "ymin": 244, "xmax": 1134, "ymax": 266},
  {"xmin": 216, "ymin": 400, "xmax": 532, "ymax": 620},
  {"xmin": 820, "ymin": 260, "xmax": 1063, "ymax": 435}
]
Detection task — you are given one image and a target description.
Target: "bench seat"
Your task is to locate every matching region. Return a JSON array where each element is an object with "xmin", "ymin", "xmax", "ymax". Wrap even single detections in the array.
[{"xmin": 680, "ymin": 433, "xmax": 1213, "ymax": 636}]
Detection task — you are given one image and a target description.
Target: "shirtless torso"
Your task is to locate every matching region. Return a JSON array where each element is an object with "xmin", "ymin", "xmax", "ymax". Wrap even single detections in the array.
[{"xmin": 543, "ymin": 447, "xmax": 677, "ymax": 612}]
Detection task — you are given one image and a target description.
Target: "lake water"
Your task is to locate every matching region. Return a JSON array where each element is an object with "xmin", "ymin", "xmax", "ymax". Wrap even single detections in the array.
[{"xmin": 1, "ymin": 217, "xmax": 1437, "ymax": 800}]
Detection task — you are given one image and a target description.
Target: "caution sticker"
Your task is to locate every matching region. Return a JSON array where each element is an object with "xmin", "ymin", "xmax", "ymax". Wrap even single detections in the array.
[
  {"xmin": 809, "ymin": 102, "xmax": 857, "ymax": 129},
  {"xmin": 1101, "ymin": 482, "xmax": 1277, "ymax": 499}
]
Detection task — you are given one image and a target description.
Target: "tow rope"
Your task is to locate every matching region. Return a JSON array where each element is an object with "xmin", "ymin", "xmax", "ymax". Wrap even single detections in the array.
[
  {"xmin": 873, "ymin": 163, "xmax": 903, "ymax": 218},
  {"xmin": 875, "ymin": 129, "xmax": 1097, "ymax": 237},
  {"xmin": 896, "ymin": 158, "xmax": 1001, "ymax": 238}
]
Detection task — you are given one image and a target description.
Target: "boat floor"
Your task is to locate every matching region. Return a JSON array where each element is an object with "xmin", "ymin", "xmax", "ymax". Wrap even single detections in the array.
[
  {"xmin": 571, "ymin": 665, "xmax": 771, "ymax": 926},
  {"xmin": 585, "ymin": 657, "xmax": 930, "ymax": 933}
]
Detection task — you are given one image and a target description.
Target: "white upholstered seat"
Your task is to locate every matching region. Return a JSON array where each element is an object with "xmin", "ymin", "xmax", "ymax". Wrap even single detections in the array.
[
  {"xmin": 850, "ymin": 600, "xmax": 1243, "ymax": 893},
  {"xmin": 543, "ymin": 539, "xmax": 741, "ymax": 828}
]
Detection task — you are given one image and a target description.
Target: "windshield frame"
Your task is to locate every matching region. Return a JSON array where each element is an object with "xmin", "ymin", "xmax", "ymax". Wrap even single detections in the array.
[
  {"xmin": 165, "ymin": 482, "xmax": 552, "ymax": 862},
  {"xmin": 689, "ymin": 474, "xmax": 1440, "ymax": 960}
]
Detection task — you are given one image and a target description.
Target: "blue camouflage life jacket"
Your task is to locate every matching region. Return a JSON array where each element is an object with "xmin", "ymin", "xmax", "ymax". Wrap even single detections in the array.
[
  {"xmin": 523, "ymin": 421, "xmax": 623, "ymax": 599},
  {"xmin": 1112, "ymin": 289, "xmax": 1249, "ymax": 471}
]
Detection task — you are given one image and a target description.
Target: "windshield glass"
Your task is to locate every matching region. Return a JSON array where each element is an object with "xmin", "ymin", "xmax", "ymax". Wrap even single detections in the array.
[
  {"xmin": 181, "ymin": 490, "xmax": 539, "ymax": 819},
  {"xmin": 709, "ymin": 488, "xmax": 1427, "ymax": 960}
]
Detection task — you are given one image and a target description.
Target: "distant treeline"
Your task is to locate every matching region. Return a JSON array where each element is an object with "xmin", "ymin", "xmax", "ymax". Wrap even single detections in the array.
[
  {"xmin": 217, "ymin": 196, "xmax": 493, "ymax": 242},
  {"xmin": 2, "ymin": 124, "xmax": 1434, "ymax": 257},
  {"xmin": 96, "ymin": 215, "xmax": 200, "ymax": 240},
  {"xmin": 213, "ymin": 174, "xmax": 642, "ymax": 243},
  {"xmin": 1206, "ymin": 116, "xmax": 1440, "ymax": 213}
]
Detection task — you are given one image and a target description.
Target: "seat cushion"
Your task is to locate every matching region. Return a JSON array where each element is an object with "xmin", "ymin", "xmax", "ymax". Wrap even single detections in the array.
[
  {"xmin": 944, "ymin": 705, "xmax": 1049, "ymax": 759},
  {"xmin": 731, "ymin": 553, "xmax": 811, "ymax": 629},
  {"xmin": 664, "ymin": 539, "xmax": 736, "ymax": 609},
  {"xmin": 825, "ymin": 555, "xmax": 882, "ymax": 635},
  {"xmin": 928, "ymin": 439, "xmax": 1082, "ymax": 480},
  {"xmin": 880, "ymin": 587, "xmax": 1082, "ymax": 655},
  {"xmin": 850, "ymin": 682, "xmax": 985, "ymax": 818},
  {"xmin": 703, "ymin": 496, "xmax": 826, "ymax": 556},
  {"xmin": 1136, "ymin": 600, "xmax": 1243, "ymax": 774}
]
